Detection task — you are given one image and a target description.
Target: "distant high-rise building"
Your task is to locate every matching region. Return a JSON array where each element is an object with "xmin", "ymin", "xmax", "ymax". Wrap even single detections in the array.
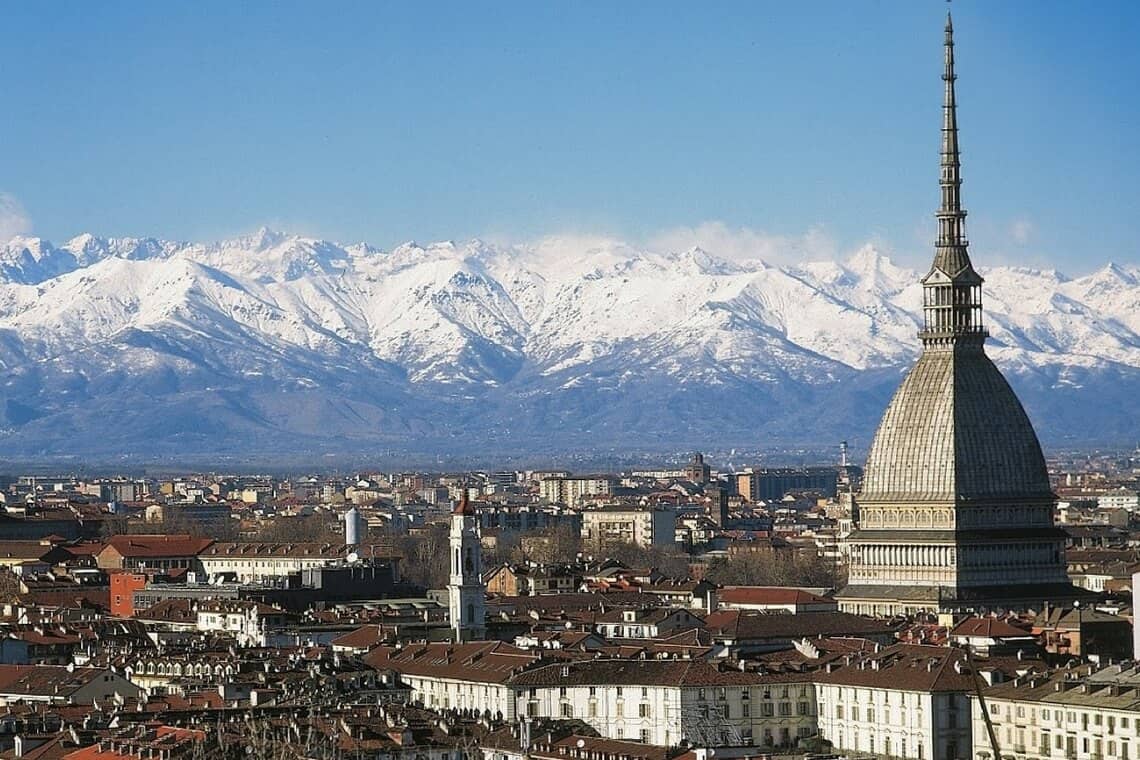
[{"xmin": 837, "ymin": 14, "xmax": 1080, "ymax": 616}]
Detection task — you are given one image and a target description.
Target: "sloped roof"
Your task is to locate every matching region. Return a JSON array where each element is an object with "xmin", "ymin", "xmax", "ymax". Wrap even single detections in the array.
[
  {"xmin": 719, "ymin": 586, "xmax": 834, "ymax": 606},
  {"xmin": 102, "ymin": 535, "xmax": 214, "ymax": 558},
  {"xmin": 860, "ymin": 346, "xmax": 1052, "ymax": 504},
  {"xmin": 950, "ymin": 616, "xmax": 1033, "ymax": 639}
]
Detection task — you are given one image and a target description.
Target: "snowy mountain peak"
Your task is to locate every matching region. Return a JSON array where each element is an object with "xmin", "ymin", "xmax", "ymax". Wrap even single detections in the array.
[{"xmin": 0, "ymin": 230, "xmax": 1135, "ymax": 455}]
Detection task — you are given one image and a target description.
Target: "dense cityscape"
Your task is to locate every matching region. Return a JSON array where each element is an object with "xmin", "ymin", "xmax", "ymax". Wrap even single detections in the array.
[
  {"xmin": 1, "ymin": 6, "xmax": 1137, "ymax": 760},
  {"xmin": 0, "ymin": 443, "xmax": 1139, "ymax": 760}
]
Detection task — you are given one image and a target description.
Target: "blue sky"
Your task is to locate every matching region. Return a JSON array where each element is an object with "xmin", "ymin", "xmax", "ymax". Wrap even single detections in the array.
[{"xmin": 2, "ymin": 1, "xmax": 1137, "ymax": 273}]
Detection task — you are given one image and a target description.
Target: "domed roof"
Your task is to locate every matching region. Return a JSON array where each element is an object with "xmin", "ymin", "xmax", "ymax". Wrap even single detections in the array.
[{"xmin": 861, "ymin": 345, "xmax": 1051, "ymax": 503}]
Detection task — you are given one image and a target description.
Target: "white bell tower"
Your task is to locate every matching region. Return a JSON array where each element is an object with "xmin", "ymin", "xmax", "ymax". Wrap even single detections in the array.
[{"xmin": 448, "ymin": 488, "xmax": 486, "ymax": 641}]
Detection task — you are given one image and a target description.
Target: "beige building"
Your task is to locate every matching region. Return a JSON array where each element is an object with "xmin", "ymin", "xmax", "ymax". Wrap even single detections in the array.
[
  {"xmin": 197, "ymin": 541, "xmax": 399, "ymax": 583},
  {"xmin": 539, "ymin": 476, "xmax": 616, "ymax": 508},
  {"xmin": 972, "ymin": 664, "xmax": 1140, "ymax": 760},
  {"xmin": 580, "ymin": 504, "xmax": 675, "ymax": 549}
]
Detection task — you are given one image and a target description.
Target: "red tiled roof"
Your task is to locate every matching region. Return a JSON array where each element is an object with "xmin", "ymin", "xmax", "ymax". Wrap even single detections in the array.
[
  {"xmin": 719, "ymin": 586, "xmax": 834, "ymax": 606},
  {"xmin": 950, "ymin": 616, "xmax": 1033, "ymax": 639},
  {"xmin": 365, "ymin": 642, "xmax": 538, "ymax": 685},
  {"xmin": 102, "ymin": 535, "xmax": 214, "ymax": 558}
]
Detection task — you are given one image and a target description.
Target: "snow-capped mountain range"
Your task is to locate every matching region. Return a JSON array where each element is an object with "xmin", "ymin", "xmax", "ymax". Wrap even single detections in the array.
[{"xmin": 0, "ymin": 229, "xmax": 1137, "ymax": 459}]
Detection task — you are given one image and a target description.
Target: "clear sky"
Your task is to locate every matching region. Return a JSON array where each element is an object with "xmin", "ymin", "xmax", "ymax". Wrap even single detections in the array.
[{"xmin": 2, "ymin": 1, "xmax": 1137, "ymax": 273}]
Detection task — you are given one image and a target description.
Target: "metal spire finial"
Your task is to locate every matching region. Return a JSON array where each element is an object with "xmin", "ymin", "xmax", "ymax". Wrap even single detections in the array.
[{"xmin": 920, "ymin": 10, "xmax": 986, "ymax": 345}]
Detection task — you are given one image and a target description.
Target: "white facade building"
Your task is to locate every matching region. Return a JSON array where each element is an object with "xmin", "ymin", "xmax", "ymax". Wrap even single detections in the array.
[
  {"xmin": 510, "ymin": 659, "xmax": 817, "ymax": 750},
  {"xmin": 814, "ymin": 644, "xmax": 977, "ymax": 760}
]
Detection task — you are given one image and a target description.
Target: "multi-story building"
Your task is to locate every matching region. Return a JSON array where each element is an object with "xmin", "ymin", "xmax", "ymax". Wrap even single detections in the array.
[
  {"xmin": 813, "ymin": 644, "xmax": 977, "ymax": 760},
  {"xmin": 195, "ymin": 599, "xmax": 294, "ymax": 647},
  {"xmin": 510, "ymin": 659, "xmax": 818, "ymax": 749},
  {"xmin": 580, "ymin": 505, "xmax": 675, "ymax": 549},
  {"xmin": 1099, "ymin": 488, "xmax": 1140, "ymax": 512},
  {"xmin": 364, "ymin": 642, "xmax": 536, "ymax": 720},
  {"xmin": 95, "ymin": 535, "xmax": 215, "ymax": 572},
  {"xmin": 196, "ymin": 541, "xmax": 401, "ymax": 583},
  {"xmin": 972, "ymin": 664, "xmax": 1140, "ymax": 760},
  {"xmin": 540, "ymin": 477, "xmax": 617, "ymax": 508}
]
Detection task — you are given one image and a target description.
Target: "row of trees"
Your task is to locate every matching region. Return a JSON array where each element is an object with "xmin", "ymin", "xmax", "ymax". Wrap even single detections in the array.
[{"xmin": 388, "ymin": 522, "xmax": 841, "ymax": 591}]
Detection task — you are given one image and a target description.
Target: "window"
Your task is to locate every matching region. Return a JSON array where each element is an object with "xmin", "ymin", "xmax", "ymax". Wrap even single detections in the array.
[
  {"xmin": 639, "ymin": 704, "xmax": 650, "ymax": 718},
  {"xmin": 589, "ymin": 686, "xmax": 596, "ymax": 697},
  {"xmin": 779, "ymin": 703, "xmax": 792, "ymax": 717},
  {"xmin": 641, "ymin": 687, "xmax": 648, "ymax": 698},
  {"xmin": 561, "ymin": 703, "xmax": 573, "ymax": 718},
  {"xmin": 559, "ymin": 687, "xmax": 567, "ymax": 698},
  {"xmin": 640, "ymin": 730, "xmax": 650, "ymax": 744},
  {"xmin": 798, "ymin": 701, "xmax": 810, "ymax": 716}
]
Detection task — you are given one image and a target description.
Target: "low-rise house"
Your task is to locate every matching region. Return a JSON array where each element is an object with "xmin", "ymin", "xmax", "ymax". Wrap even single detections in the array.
[
  {"xmin": 1033, "ymin": 606, "xmax": 1133, "ymax": 661},
  {"xmin": 638, "ymin": 579, "xmax": 717, "ymax": 611},
  {"xmin": 0, "ymin": 625, "xmax": 82, "ymax": 664},
  {"xmin": 703, "ymin": 610, "xmax": 896, "ymax": 656},
  {"xmin": 0, "ymin": 664, "xmax": 142, "ymax": 706},
  {"xmin": 593, "ymin": 608, "xmax": 704, "ymax": 640},
  {"xmin": 485, "ymin": 564, "xmax": 579, "ymax": 597},
  {"xmin": 948, "ymin": 617, "xmax": 1038, "ymax": 657},
  {"xmin": 717, "ymin": 586, "xmax": 837, "ymax": 614}
]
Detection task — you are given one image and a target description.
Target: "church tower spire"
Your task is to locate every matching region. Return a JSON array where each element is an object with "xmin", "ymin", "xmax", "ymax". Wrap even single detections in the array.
[
  {"xmin": 921, "ymin": 11, "xmax": 986, "ymax": 347},
  {"xmin": 448, "ymin": 484, "xmax": 486, "ymax": 642}
]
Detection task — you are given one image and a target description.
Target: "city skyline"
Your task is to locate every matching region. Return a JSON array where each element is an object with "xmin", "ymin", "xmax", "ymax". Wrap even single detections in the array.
[{"xmin": 2, "ymin": 2, "xmax": 1138, "ymax": 274}]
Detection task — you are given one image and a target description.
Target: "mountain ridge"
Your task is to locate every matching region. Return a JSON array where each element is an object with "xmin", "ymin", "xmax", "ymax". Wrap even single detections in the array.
[{"xmin": 0, "ymin": 230, "xmax": 1137, "ymax": 459}]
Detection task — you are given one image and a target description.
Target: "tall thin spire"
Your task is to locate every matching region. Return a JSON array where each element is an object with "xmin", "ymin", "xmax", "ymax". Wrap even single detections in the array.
[
  {"xmin": 934, "ymin": 11, "xmax": 969, "ymax": 272},
  {"xmin": 920, "ymin": 11, "xmax": 986, "ymax": 345}
]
